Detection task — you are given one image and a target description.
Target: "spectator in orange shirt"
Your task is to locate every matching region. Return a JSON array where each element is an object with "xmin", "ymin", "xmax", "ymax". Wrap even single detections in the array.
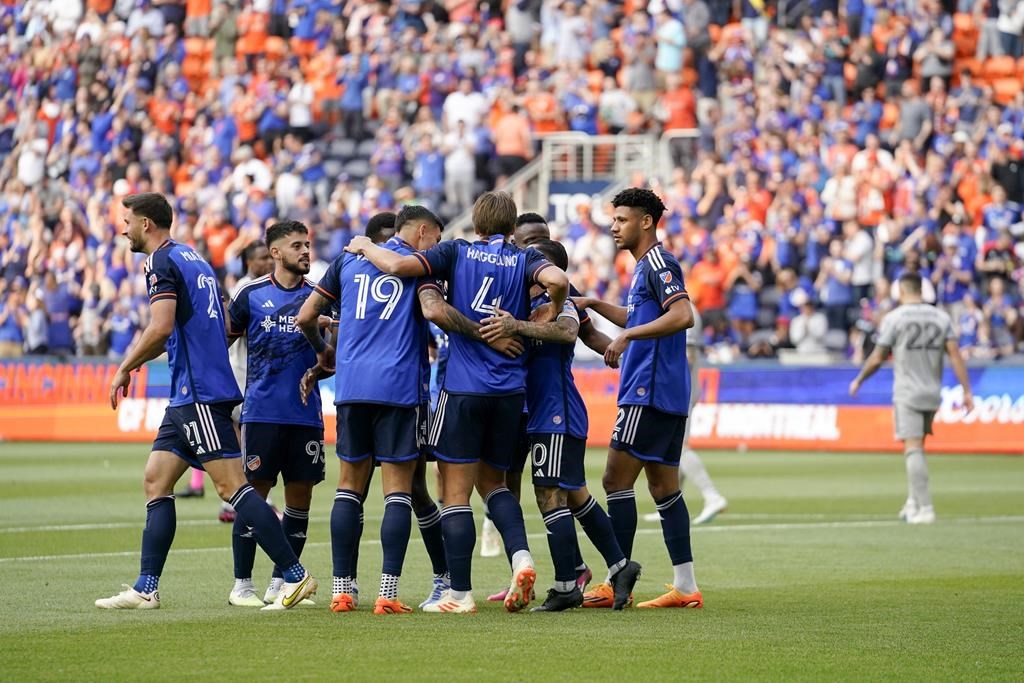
[
  {"xmin": 185, "ymin": 0, "xmax": 212, "ymax": 37},
  {"xmin": 522, "ymin": 79, "xmax": 564, "ymax": 135},
  {"xmin": 492, "ymin": 105, "xmax": 533, "ymax": 181},
  {"xmin": 689, "ymin": 248, "xmax": 729, "ymax": 321},
  {"xmin": 656, "ymin": 74, "xmax": 697, "ymax": 168},
  {"xmin": 148, "ymin": 85, "xmax": 180, "ymax": 136},
  {"xmin": 198, "ymin": 208, "xmax": 238, "ymax": 276}
]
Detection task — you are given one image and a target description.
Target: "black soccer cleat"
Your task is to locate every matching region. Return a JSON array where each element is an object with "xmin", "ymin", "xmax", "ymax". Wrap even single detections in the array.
[
  {"xmin": 610, "ymin": 560, "xmax": 642, "ymax": 611},
  {"xmin": 530, "ymin": 588, "xmax": 584, "ymax": 612}
]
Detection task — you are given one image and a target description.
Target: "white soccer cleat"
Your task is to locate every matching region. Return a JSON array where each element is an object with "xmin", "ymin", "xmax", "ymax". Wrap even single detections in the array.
[
  {"xmin": 421, "ymin": 590, "xmax": 477, "ymax": 613},
  {"xmin": 260, "ymin": 571, "xmax": 318, "ymax": 611},
  {"xmin": 419, "ymin": 576, "xmax": 450, "ymax": 610},
  {"xmin": 693, "ymin": 495, "xmax": 728, "ymax": 525},
  {"xmin": 228, "ymin": 586, "xmax": 266, "ymax": 607},
  {"xmin": 95, "ymin": 585, "xmax": 160, "ymax": 610},
  {"xmin": 898, "ymin": 499, "xmax": 919, "ymax": 522},
  {"xmin": 480, "ymin": 517, "xmax": 501, "ymax": 558},
  {"xmin": 642, "ymin": 512, "xmax": 661, "ymax": 522},
  {"xmin": 907, "ymin": 506, "xmax": 936, "ymax": 525},
  {"xmin": 263, "ymin": 577, "xmax": 284, "ymax": 604}
]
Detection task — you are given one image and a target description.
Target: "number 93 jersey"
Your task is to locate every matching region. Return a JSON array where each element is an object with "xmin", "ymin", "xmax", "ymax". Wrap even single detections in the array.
[
  {"xmin": 414, "ymin": 235, "xmax": 554, "ymax": 395},
  {"xmin": 875, "ymin": 302, "xmax": 955, "ymax": 411},
  {"xmin": 316, "ymin": 236, "xmax": 433, "ymax": 407},
  {"xmin": 145, "ymin": 240, "xmax": 241, "ymax": 408}
]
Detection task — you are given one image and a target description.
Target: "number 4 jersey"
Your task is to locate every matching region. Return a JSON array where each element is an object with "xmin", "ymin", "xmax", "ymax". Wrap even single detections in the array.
[
  {"xmin": 145, "ymin": 239, "xmax": 242, "ymax": 408},
  {"xmin": 875, "ymin": 302, "xmax": 955, "ymax": 411},
  {"xmin": 315, "ymin": 236, "xmax": 434, "ymax": 407}
]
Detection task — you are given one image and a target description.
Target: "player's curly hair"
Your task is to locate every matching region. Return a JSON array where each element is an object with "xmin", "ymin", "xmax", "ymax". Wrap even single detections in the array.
[
  {"xmin": 611, "ymin": 187, "xmax": 666, "ymax": 227},
  {"xmin": 365, "ymin": 212, "xmax": 397, "ymax": 243},
  {"xmin": 515, "ymin": 212, "xmax": 547, "ymax": 227},
  {"xmin": 265, "ymin": 220, "xmax": 308, "ymax": 246}
]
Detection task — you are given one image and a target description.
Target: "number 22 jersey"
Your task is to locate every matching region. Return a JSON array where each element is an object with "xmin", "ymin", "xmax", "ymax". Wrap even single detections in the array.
[{"xmin": 145, "ymin": 240, "xmax": 242, "ymax": 408}]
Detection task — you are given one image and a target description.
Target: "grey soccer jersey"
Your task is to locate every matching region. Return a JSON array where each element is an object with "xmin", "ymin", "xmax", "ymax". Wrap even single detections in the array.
[{"xmin": 876, "ymin": 303, "xmax": 955, "ymax": 411}]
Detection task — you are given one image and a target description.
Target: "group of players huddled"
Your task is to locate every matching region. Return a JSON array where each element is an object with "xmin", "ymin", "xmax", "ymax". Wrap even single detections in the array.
[{"xmin": 96, "ymin": 187, "xmax": 707, "ymax": 614}]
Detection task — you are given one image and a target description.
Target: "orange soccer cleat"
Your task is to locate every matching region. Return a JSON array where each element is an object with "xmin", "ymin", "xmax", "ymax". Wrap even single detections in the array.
[
  {"xmin": 636, "ymin": 585, "xmax": 703, "ymax": 609},
  {"xmin": 373, "ymin": 597, "xmax": 413, "ymax": 615},
  {"xmin": 330, "ymin": 593, "xmax": 358, "ymax": 613}
]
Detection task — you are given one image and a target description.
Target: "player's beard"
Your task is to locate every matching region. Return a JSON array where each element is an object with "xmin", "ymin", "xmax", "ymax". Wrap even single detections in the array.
[{"xmin": 283, "ymin": 257, "xmax": 310, "ymax": 275}]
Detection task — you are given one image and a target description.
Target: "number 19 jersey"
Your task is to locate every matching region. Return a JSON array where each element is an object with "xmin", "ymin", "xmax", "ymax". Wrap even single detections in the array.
[
  {"xmin": 414, "ymin": 235, "xmax": 553, "ymax": 395},
  {"xmin": 876, "ymin": 303, "xmax": 955, "ymax": 411},
  {"xmin": 316, "ymin": 236, "xmax": 433, "ymax": 407}
]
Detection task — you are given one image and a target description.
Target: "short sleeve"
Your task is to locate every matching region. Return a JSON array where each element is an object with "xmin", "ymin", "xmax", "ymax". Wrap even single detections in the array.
[
  {"xmin": 227, "ymin": 290, "xmax": 249, "ymax": 338},
  {"xmin": 417, "ymin": 276, "xmax": 443, "ymax": 294},
  {"xmin": 644, "ymin": 250, "xmax": 689, "ymax": 310},
  {"xmin": 416, "ymin": 240, "xmax": 459, "ymax": 280},
  {"xmin": 568, "ymin": 283, "xmax": 591, "ymax": 325},
  {"xmin": 315, "ymin": 254, "xmax": 344, "ymax": 304},
  {"xmin": 876, "ymin": 311, "xmax": 897, "ymax": 349},
  {"xmin": 145, "ymin": 251, "xmax": 178, "ymax": 304},
  {"xmin": 524, "ymin": 247, "xmax": 555, "ymax": 284},
  {"xmin": 557, "ymin": 298, "xmax": 581, "ymax": 326}
]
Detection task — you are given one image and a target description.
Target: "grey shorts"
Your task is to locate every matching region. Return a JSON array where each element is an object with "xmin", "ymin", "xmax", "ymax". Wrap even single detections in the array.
[{"xmin": 893, "ymin": 404, "xmax": 935, "ymax": 441}]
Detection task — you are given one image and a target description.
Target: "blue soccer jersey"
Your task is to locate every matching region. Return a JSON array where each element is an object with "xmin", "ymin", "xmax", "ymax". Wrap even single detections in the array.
[
  {"xmin": 415, "ymin": 235, "xmax": 553, "ymax": 395},
  {"xmin": 145, "ymin": 240, "xmax": 241, "ymax": 408},
  {"xmin": 525, "ymin": 295, "xmax": 589, "ymax": 439},
  {"xmin": 316, "ymin": 236, "xmax": 432, "ymax": 407},
  {"xmin": 227, "ymin": 273, "xmax": 323, "ymax": 427},
  {"xmin": 618, "ymin": 245, "xmax": 691, "ymax": 416}
]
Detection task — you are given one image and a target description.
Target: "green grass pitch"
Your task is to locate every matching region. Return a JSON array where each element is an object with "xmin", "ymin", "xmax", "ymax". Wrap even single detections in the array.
[{"xmin": 1, "ymin": 443, "xmax": 1022, "ymax": 682}]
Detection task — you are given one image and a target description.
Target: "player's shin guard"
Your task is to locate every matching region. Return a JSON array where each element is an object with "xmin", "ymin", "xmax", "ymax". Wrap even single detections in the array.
[
  {"xmin": 231, "ymin": 485, "xmax": 304, "ymax": 582},
  {"xmin": 440, "ymin": 505, "xmax": 475, "ymax": 592},
  {"xmin": 483, "ymin": 487, "xmax": 529, "ymax": 557},
  {"xmin": 606, "ymin": 489, "xmax": 638, "ymax": 559},
  {"xmin": 572, "ymin": 495, "xmax": 627, "ymax": 569},
  {"xmin": 415, "ymin": 502, "xmax": 448, "ymax": 576},
  {"xmin": 271, "ymin": 506, "xmax": 309, "ymax": 579},
  {"xmin": 331, "ymin": 489, "xmax": 362, "ymax": 582},
  {"xmin": 380, "ymin": 494, "xmax": 413, "ymax": 599},
  {"xmin": 904, "ymin": 448, "xmax": 932, "ymax": 507},
  {"xmin": 542, "ymin": 507, "xmax": 578, "ymax": 591},
  {"xmin": 232, "ymin": 515, "xmax": 257, "ymax": 580},
  {"xmin": 135, "ymin": 495, "xmax": 176, "ymax": 594}
]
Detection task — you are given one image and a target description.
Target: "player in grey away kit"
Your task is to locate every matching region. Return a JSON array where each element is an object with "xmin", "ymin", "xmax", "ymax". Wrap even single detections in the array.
[{"xmin": 849, "ymin": 273, "xmax": 975, "ymax": 524}]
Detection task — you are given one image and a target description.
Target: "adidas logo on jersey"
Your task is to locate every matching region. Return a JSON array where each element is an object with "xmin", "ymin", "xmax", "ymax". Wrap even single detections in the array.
[{"xmin": 262, "ymin": 300, "xmax": 275, "ymax": 309}]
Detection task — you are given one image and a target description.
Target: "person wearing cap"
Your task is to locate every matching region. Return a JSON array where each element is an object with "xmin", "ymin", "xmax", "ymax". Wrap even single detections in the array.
[{"xmin": 788, "ymin": 288, "xmax": 828, "ymax": 353}]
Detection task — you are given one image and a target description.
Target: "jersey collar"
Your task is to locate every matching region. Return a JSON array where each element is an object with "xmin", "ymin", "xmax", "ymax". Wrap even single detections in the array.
[
  {"xmin": 269, "ymin": 271, "xmax": 304, "ymax": 291},
  {"xmin": 638, "ymin": 243, "xmax": 661, "ymax": 264}
]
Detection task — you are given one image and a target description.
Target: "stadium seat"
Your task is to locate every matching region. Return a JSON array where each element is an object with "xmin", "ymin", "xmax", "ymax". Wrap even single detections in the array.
[
  {"xmin": 329, "ymin": 139, "xmax": 357, "ymax": 161},
  {"xmin": 991, "ymin": 77, "xmax": 1022, "ymax": 105},
  {"xmin": 265, "ymin": 36, "xmax": 288, "ymax": 61},
  {"xmin": 343, "ymin": 159, "xmax": 371, "ymax": 180},
  {"xmin": 824, "ymin": 329, "xmax": 848, "ymax": 352},
  {"xmin": 323, "ymin": 159, "xmax": 344, "ymax": 179},
  {"xmin": 357, "ymin": 139, "xmax": 378, "ymax": 158},
  {"xmin": 983, "ymin": 56, "xmax": 1017, "ymax": 81}
]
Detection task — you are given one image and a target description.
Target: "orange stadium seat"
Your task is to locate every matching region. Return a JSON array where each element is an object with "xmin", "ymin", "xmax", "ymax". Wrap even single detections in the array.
[
  {"xmin": 991, "ymin": 77, "xmax": 1022, "ymax": 105},
  {"xmin": 983, "ymin": 55, "xmax": 1017, "ymax": 81},
  {"xmin": 265, "ymin": 36, "xmax": 288, "ymax": 61}
]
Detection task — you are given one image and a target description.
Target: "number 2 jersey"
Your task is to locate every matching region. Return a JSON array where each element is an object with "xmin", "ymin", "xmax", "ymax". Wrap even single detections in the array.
[
  {"xmin": 618, "ymin": 245, "xmax": 691, "ymax": 416},
  {"xmin": 145, "ymin": 240, "xmax": 241, "ymax": 408},
  {"xmin": 227, "ymin": 273, "xmax": 323, "ymax": 427},
  {"xmin": 875, "ymin": 302, "xmax": 955, "ymax": 411},
  {"xmin": 315, "ymin": 236, "xmax": 433, "ymax": 407},
  {"xmin": 414, "ymin": 234, "xmax": 553, "ymax": 395},
  {"xmin": 525, "ymin": 294, "xmax": 588, "ymax": 439}
]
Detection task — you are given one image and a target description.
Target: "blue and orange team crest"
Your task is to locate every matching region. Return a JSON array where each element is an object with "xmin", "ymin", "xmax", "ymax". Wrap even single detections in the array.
[{"xmin": 659, "ymin": 271, "xmax": 673, "ymax": 284}]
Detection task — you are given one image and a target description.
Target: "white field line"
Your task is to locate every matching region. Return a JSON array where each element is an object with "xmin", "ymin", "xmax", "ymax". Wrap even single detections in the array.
[{"xmin": 1, "ymin": 515, "xmax": 1021, "ymax": 564}]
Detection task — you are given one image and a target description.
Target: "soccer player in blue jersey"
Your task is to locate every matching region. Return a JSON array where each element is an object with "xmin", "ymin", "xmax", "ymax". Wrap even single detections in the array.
[
  {"xmin": 480, "ymin": 238, "xmax": 642, "ymax": 612},
  {"xmin": 298, "ymin": 205, "xmax": 483, "ymax": 614},
  {"xmin": 223, "ymin": 221, "xmax": 325, "ymax": 608},
  {"xmin": 97, "ymin": 193, "xmax": 316, "ymax": 611},
  {"xmin": 345, "ymin": 191, "xmax": 570, "ymax": 614},
  {"xmin": 573, "ymin": 188, "xmax": 702, "ymax": 609}
]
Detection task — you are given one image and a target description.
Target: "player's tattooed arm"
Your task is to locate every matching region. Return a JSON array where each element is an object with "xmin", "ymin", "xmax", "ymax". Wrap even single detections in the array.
[
  {"xmin": 419, "ymin": 288, "xmax": 524, "ymax": 358},
  {"xmin": 535, "ymin": 262, "xmax": 569, "ymax": 314},
  {"xmin": 296, "ymin": 290, "xmax": 335, "ymax": 371},
  {"xmin": 110, "ymin": 298, "xmax": 175, "ymax": 409},
  {"xmin": 481, "ymin": 306, "xmax": 578, "ymax": 345}
]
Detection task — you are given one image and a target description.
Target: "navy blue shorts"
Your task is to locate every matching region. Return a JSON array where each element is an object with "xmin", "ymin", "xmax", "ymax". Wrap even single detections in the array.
[
  {"xmin": 152, "ymin": 401, "xmax": 241, "ymax": 469},
  {"xmin": 428, "ymin": 391, "xmax": 525, "ymax": 470},
  {"xmin": 529, "ymin": 432, "xmax": 586, "ymax": 490},
  {"xmin": 417, "ymin": 401, "xmax": 433, "ymax": 461},
  {"xmin": 610, "ymin": 405, "xmax": 686, "ymax": 466},
  {"xmin": 337, "ymin": 403, "xmax": 421, "ymax": 463},
  {"xmin": 241, "ymin": 422, "xmax": 325, "ymax": 485},
  {"xmin": 510, "ymin": 411, "xmax": 530, "ymax": 473}
]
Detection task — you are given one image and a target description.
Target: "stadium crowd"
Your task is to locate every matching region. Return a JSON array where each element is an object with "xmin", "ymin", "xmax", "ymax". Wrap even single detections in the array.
[{"xmin": 0, "ymin": 0, "xmax": 1022, "ymax": 362}]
